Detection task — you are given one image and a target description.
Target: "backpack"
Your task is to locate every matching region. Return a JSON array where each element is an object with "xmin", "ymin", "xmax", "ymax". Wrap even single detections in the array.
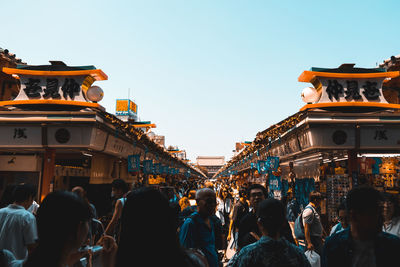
[{"xmin": 294, "ymin": 205, "xmax": 314, "ymax": 240}]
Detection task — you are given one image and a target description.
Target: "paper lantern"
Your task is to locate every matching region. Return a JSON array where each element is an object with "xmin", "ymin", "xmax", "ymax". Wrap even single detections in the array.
[{"xmin": 301, "ymin": 87, "xmax": 320, "ymax": 103}]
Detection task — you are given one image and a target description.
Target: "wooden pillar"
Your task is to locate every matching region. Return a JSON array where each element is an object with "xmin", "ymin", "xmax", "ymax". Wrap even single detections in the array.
[{"xmin": 40, "ymin": 149, "xmax": 56, "ymax": 202}]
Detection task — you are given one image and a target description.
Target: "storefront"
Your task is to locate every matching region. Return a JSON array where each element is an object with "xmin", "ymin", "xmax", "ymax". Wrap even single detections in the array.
[
  {"xmin": 217, "ymin": 63, "xmax": 400, "ymax": 227},
  {"xmin": 0, "ymin": 61, "xmax": 204, "ymax": 205}
]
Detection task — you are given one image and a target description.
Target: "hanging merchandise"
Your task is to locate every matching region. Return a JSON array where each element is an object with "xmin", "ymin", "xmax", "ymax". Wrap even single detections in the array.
[
  {"xmin": 128, "ymin": 154, "xmax": 140, "ymax": 172},
  {"xmin": 326, "ymin": 175, "xmax": 350, "ymax": 222}
]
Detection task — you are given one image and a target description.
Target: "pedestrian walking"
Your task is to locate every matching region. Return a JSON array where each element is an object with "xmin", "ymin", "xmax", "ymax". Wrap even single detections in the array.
[
  {"xmin": 104, "ymin": 179, "xmax": 129, "ymax": 241},
  {"xmin": 180, "ymin": 188, "xmax": 219, "ymax": 267},
  {"xmin": 322, "ymin": 186, "xmax": 400, "ymax": 267},
  {"xmin": 301, "ymin": 191, "xmax": 325, "ymax": 255},
  {"xmin": 116, "ymin": 187, "xmax": 208, "ymax": 267},
  {"xmin": 0, "ymin": 184, "xmax": 38, "ymax": 261},
  {"xmin": 329, "ymin": 202, "xmax": 348, "ymax": 236},
  {"xmin": 382, "ymin": 193, "xmax": 400, "ymax": 238},
  {"xmin": 233, "ymin": 199, "xmax": 311, "ymax": 267}
]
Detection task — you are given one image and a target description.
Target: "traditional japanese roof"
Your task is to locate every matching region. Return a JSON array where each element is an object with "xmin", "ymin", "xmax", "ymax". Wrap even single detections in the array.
[
  {"xmin": 299, "ymin": 64, "xmax": 399, "ymax": 83},
  {"xmin": 3, "ymin": 63, "xmax": 108, "ymax": 81}
]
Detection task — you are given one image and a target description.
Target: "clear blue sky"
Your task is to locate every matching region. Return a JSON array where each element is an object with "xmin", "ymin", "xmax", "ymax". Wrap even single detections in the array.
[{"xmin": 2, "ymin": 0, "xmax": 400, "ymax": 162}]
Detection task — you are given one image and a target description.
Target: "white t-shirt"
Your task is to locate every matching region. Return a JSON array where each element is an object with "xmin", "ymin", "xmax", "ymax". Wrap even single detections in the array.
[
  {"xmin": 0, "ymin": 204, "xmax": 38, "ymax": 260},
  {"xmin": 382, "ymin": 216, "xmax": 400, "ymax": 238}
]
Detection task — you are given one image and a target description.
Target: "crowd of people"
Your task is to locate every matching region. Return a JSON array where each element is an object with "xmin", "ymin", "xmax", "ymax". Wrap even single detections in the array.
[{"xmin": 0, "ymin": 179, "xmax": 400, "ymax": 267}]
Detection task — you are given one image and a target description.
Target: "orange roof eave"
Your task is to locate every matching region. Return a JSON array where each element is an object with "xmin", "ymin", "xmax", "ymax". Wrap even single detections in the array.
[
  {"xmin": 131, "ymin": 124, "xmax": 156, "ymax": 128},
  {"xmin": 0, "ymin": 99, "xmax": 102, "ymax": 108},
  {"xmin": 2, "ymin": 67, "xmax": 108, "ymax": 81},
  {"xmin": 298, "ymin": 71, "xmax": 400, "ymax": 83},
  {"xmin": 300, "ymin": 102, "xmax": 400, "ymax": 111}
]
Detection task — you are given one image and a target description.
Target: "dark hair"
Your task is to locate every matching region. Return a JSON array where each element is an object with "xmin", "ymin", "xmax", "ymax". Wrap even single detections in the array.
[
  {"xmin": 346, "ymin": 186, "xmax": 382, "ymax": 213},
  {"xmin": 247, "ymin": 184, "xmax": 268, "ymax": 198},
  {"xmin": 337, "ymin": 201, "xmax": 346, "ymax": 213},
  {"xmin": 309, "ymin": 191, "xmax": 322, "ymax": 203},
  {"xmin": 257, "ymin": 199, "xmax": 286, "ymax": 237},
  {"xmin": 24, "ymin": 191, "xmax": 91, "ymax": 267},
  {"xmin": 111, "ymin": 179, "xmax": 129, "ymax": 193},
  {"xmin": 116, "ymin": 187, "xmax": 187, "ymax": 267},
  {"xmin": 12, "ymin": 184, "xmax": 36, "ymax": 203}
]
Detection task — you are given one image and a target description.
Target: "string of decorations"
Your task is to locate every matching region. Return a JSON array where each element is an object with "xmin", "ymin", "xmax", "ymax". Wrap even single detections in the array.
[
  {"xmin": 100, "ymin": 111, "xmax": 204, "ymax": 177},
  {"xmin": 216, "ymin": 111, "xmax": 306, "ymax": 177}
]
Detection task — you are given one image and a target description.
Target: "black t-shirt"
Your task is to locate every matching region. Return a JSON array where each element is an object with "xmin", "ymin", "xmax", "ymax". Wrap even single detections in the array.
[{"xmin": 237, "ymin": 211, "xmax": 295, "ymax": 249}]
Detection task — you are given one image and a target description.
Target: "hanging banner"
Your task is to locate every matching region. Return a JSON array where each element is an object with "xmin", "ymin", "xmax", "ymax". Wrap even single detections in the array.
[
  {"xmin": 127, "ymin": 154, "xmax": 140, "ymax": 172},
  {"xmin": 143, "ymin": 160, "xmax": 153, "ymax": 174},
  {"xmin": 269, "ymin": 174, "xmax": 282, "ymax": 191},
  {"xmin": 266, "ymin": 156, "xmax": 280, "ymax": 171},
  {"xmin": 257, "ymin": 160, "xmax": 268, "ymax": 174}
]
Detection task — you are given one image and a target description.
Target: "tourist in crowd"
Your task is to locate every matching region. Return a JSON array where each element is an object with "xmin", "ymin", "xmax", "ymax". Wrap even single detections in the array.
[
  {"xmin": 24, "ymin": 191, "xmax": 117, "ymax": 267},
  {"xmin": 286, "ymin": 189, "xmax": 300, "ymax": 242},
  {"xmin": 117, "ymin": 187, "xmax": 207, "ymax": 267},
  {"xmin": 72, "ymin": 186, "xmax": 97, "ymax": 219},
  {"xmin": 222, "ymin": 189, "xmax": 234, "ymax": 234},
  {"xmin": 104, "ymin": 179, "xmax": 130, "ymax": 241},
  {"xmin": 180, "ymin": 196, "xmax": 191, "ymax": 211},
  {"xmin": 302, "ymin": 191, "xmax": 325, "ymax": 255},
  {"xmin": 237, "ymin": 184, "xmax": 268, "ymax": 250},
  {"xmin": 329, "ymin": 202, "xmax": 349, "ymax": 236},
  {"xmin": 180, "ymin": 188, "xmax": 219, "ymax": 267},
  {"xmin": 322, "ymin": 186, "xmax": 400, "ymax": 267},
  {"xmin": 233, "ymin": 199, "xmax": 311, "ymax": 267},
  {"xmin": 227, "ymin": 189, "xmax": 249, "ymax": 249},
  {"xmin": 382, "ymin": 193, "xmax": 400, "ymax": 238},
  {"xmin": 216, "ymin": 188, "xmax": 226, "ymax": 226},
  {"xmin": 188, "ymin": 190, "xmax": 197, "ymax": 206},
  {"xmin": 0, "ymin": 184, "xmax": 37, "ymax": 261}
]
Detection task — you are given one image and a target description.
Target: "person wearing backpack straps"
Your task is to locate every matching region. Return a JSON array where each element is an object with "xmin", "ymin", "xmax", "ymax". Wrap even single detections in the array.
[{"xmin": 302, "ymin": 191, "xmax": 325, "ymax": 255}]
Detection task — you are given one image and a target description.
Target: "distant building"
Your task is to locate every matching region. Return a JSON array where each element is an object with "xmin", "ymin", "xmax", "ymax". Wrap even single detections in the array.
[{"xmin": 196, "ymin": 156, "xmax": 225, "ymax": 179}]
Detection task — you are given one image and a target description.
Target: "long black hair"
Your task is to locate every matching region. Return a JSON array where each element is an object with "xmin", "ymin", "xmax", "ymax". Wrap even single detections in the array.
[
  {"xmin": 24, "ymin": 191, "xmax": 91, "ymax": 267},
  {"xmin": 116, "ymin": 187, "xmax": 188, "ymax": 267}
]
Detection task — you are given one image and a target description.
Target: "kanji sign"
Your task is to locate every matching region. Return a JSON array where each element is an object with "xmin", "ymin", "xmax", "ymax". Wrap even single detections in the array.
[
  {"xmin": 16, "ymin": 75, "xmax": 87, "ymax": 102},
  {"xmin": 318, "ymin": 78, "xmax": 387, "ymax": 104}
]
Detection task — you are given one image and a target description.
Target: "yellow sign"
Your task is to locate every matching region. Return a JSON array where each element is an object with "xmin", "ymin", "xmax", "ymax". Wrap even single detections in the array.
[{"xmin": 116, "ymin": 100, "xmax": 129, "ymax": 113}]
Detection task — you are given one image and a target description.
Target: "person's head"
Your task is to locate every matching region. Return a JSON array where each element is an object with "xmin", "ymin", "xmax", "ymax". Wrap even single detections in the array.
[
  {"xmin": 179, "ymin": 197, "xmax": 190, "ymax": 211},
  {"xmin": 247, "ymin": 184, "xmax": 268, "ymax": 210},
  {"xmin": 256, "ymin": 199, "xmax": 286, "ymax": 239},
  {"xmin": 117, "ymin": 187, "xmax": 184, "ymax": 267},
  {"xmin": 309, "ymin": 191, "xmax": 323, "ymax": 207},
  {"xmin": 205, "ymin": 181, "xmax": 214, "ymax": 189},
  {"xmin": 12, "ymin": 183, "xmax": 36, "ymax": 209},
  {"xmin": 71, "ymin": 186, "xmax": 86, "ymax": 199},
  {"xmin": 188, "ymin": 190, "xmax": 196, "ymax": 200},
  {"xmin": 25, "ymin": 191, "xmax": 91, "ymax": 266},
  {"xmin": 337, "ymin": 201, "xmax": 349, "ymax": 229},
  {"xmin": 195, "ymin": 188, "xmax": 217, "ymax": 217},
  {"xmin": 382, "ymin": 193, "xmax": 400, "ymax": 222},
  {"xmin": 111, "ymin": 179, "xmax": 129, "ymax": 199},
  {"xmin": 346, "ymin": 186, "xmax": 383, "ymax": 240}
]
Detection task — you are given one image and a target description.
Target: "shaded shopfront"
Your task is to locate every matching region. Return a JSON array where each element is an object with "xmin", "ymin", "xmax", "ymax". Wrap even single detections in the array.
[{"xmin": 216, "ymin": 62, "xmax": 400, "ymax": 227}]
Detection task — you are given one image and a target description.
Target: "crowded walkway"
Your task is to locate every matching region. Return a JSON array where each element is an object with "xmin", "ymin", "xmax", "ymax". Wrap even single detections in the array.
[{"xmin": 1, "ymin": 179, "xmax": 400, "ymax": 267}]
